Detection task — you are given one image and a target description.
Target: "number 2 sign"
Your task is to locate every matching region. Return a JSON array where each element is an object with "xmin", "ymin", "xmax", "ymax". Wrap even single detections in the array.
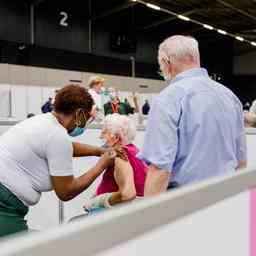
[{"xmin": 60, "ymin": 11, "xmax": 68, "ymax": 27}]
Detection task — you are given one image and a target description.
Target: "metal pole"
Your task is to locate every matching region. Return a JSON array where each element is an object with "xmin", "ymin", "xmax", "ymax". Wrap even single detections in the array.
[
  {"xmin": 89, "ymin": 20, "xmax": 92, "ymax": 53},
  {"xmin": 30, "ymin": 4, "xmax": 35, "ymax": 45},
  {"xmin": 130, "ymin": 56, "xmax": 135, "ymax": 78},
  {"xmin": 8, "ymin": 89, "xmax": 12, "ymax": 118},
  {"xmin": 58, "ymin": 200, "xmax": 64, "ymax": 224}
]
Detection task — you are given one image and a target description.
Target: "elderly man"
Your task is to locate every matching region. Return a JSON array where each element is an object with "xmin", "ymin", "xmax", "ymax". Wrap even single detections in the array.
[{"xmin": 139, "ymin": 35, "xmax": 247, "ymax": 196}]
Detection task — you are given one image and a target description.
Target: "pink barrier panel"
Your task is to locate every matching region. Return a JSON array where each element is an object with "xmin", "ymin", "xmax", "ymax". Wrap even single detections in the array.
[{"xmin": 251, "ymin": 189, "xmax": 256, "ymax": 256}]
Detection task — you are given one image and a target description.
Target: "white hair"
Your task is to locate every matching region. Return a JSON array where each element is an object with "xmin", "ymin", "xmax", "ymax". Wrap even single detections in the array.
[
  {"xmin": 158, "ymin": 35, "xmax": 200, "ymax": 66},
  {"xmin": 103, "ymin": 114, "xmax": 136, "ymax": 145}
]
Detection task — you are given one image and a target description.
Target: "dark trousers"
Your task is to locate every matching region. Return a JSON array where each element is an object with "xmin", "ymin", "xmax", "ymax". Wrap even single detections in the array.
[{"xmin": 0, "ymin": 183, "xmax": 28, "ymax": 237}]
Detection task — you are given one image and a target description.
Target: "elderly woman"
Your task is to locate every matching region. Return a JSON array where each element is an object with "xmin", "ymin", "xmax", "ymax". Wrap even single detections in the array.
[
  {"xmin": 0, "ymin": 85, "xmax": 115, "ymax": 237},
  {"xmin": 84, "ymin": 114, "xmax": 148, "ymax": 212}
]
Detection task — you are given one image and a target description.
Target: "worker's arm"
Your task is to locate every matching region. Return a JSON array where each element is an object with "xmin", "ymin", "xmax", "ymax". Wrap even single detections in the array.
[
  {"xmin": 144, "ymin": 165, "xmax": 170, "ymax": 196},
  {"xmin": 72, "ymin": 142, "xmax": 105, "ymax": 157},
  {"xmin": 83, "ymin": 157, "xmax": 136, "ymax": 210},
  {"xmin": 51, "ymin": 151, "xmax": 115, "ymax": 201}
]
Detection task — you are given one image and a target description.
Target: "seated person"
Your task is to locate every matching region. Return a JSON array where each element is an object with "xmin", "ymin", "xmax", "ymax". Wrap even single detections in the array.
[{"xmin": 83, "ymin": 114, "xmax": 148, "ymax": 212}]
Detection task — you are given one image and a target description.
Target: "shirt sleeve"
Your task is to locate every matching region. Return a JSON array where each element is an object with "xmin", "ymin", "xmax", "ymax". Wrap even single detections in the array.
[
  {"xmin": 138, "ymin": 97, "xmax": 181, "ymax": 172},
  {"xmin": 236, "ymin": 104, "xmax": 247, "ymax": 161},
  {"xmin": 46, "ymin": 130, "xmax": 74, "ymax": 176}
]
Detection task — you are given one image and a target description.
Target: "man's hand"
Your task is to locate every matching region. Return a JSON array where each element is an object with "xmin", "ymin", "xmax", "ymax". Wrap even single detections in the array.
[{"xmin": 144, "ymin": 165, "xmax": 170, "ymax": 196}]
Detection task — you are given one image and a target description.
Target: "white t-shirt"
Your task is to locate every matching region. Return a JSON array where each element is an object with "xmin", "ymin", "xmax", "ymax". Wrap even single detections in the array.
[{"xmin": 0, "ymin": 113, "xmax": 73, "ymax": 206}]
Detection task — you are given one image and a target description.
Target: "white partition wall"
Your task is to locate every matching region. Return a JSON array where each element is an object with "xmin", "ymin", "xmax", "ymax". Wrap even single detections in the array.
[
  {"xmin": 42, "ymin": 87, "xmax": 59, "ymax": 103},
  {"xmin": 27, "ymin": 192, "xmax": 59, "ymax": 230},
  {"xmin": 96, "ymin": 191, "xmax": 250, "ymax": 256},
  {"xmin": 0, "ymin": 84, "xmax": 11, "ymax": 117},
  {"xmin": 27, "ymin": 86, "xmax": 43, "ymax": 115},
  {"xmin": 11, "ymin": 85, "xmax": 28, "ymax": 120}
]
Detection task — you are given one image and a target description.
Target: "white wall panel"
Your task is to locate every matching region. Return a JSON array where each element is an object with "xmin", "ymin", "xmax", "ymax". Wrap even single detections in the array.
[
  {"xmin": 42, "ymin": 87, "xmax": 59, "ymax": 104},
  {"xmin": 27, "ymin": 192, "xmax": 59, "ymax": 230},
  {"xmin": 27, "ymin": 86, "xmax": 43, "ymax": 115},
  {"xmin": 11, "ymin": 85, "xmax": 27, "ymax": 120},
  {"xmin": 0, "ymin": 84, "xmax": 11, "ymax": 117},
  {"xmin": 96, "ymin": 191, "xmax": 249, "ymax": 256}
]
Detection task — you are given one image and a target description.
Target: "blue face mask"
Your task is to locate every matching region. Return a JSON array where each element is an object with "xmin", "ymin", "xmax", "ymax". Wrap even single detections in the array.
[{"xmin": 69, "ymin": 127, "xmax": 85, "ymax": 137}]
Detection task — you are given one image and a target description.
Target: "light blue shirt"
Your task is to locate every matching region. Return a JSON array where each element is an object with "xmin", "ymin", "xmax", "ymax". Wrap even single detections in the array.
[{"xmin": 139, "ymin": 68, "xmax": 246, "ymax": 186}]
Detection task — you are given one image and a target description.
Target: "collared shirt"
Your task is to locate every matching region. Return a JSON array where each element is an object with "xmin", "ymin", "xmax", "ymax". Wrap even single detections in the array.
[{"xmin": 139, "ymin": 68, "xmax": 246, "ymax": 186}]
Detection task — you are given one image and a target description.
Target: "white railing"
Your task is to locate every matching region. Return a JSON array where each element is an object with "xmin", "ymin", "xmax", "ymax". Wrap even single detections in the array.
[{"xmin": 0, "ymin": 167, "xmax": 256, "ymax": 256}]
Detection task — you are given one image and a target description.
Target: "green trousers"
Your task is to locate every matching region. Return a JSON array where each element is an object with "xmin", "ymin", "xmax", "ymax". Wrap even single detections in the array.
[{"xmin": 0, "ymin": 183, "xmax": 28, "ymax": 237}]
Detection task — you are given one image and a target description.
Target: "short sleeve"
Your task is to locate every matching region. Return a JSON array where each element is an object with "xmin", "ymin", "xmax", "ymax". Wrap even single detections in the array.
[
  {"xmin": 46, "ymin": 130, "xmax": 74, "ymax": 176},
  {"xmin": 138, "ymin": 97, "xmax": 181, "ymax": 172}
]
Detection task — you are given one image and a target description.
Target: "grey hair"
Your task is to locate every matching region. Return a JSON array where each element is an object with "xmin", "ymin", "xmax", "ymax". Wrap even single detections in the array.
[
  {"xmin": 103, "ymin": 114, "xmax": 136, "ymax": 145},
  {"xmin": 158, "ymin": 35, "xmax": 200, "ymax": 66}
]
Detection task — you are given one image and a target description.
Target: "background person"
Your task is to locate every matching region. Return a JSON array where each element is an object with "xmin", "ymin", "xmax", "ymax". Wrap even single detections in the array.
[
  {"xmin": 0, "ymin": 85, "xmax": 115, "ymax": 237},
  {"xmin": 139, "ymin": 35, "xmax": 247, "ymax": 196},
  {"xmin": 142, "ymin": 100, "xmax": 150, "ymax": 115},
  {"xmin": 104, "ymin": 87, "xmax": 130, "ymax": 116},
  {"xmin": 83, "ymin": 114, "xmax": 148, "ymax": 212},
  {"xmin": 41, "ymin": 97, "xmax": 53, "ymax": 113},
  {"xmin": 88, "ymin": 76, "xmax": 104, "ymax": 110},
  {"xmin": 88, "ymin": 76, "xmax": 105, "ymax": 122},
  {"xmin": 124, "ymin": 98, "xmax": 135, "ymax": 115}
]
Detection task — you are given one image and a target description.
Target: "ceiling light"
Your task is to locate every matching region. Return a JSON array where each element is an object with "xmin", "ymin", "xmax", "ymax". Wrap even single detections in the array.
[
  {"xmin": 251, "ymin": 42, "xmax": 256, "ymax": 47},
  {"xmin": 217, "ymin": 29, "xmax": 227, "ymax": 35},
  {"xmin": 235, "ymin": 36, "xmax": 244, "ymax": 42},
  {"xmin": 203, "ymin": 24, "xmax": 214, "ymax": 30},
  {"xmin": 178, "ymin": 15, "xmax": 190, "ymax": 21},
  {"xmin": 146, "ymin": 3, "xmax": 161, "ymax": 10}
]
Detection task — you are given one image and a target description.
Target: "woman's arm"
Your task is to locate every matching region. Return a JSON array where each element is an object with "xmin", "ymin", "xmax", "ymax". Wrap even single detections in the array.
[
  {"xmin": 108, "ymin": 158, "xmax": 136, "ymax": 205},
  {"xmin": 84, "ymin": 157, "xmax": 136, "ymax": 209},
  {"xmin": 72, "ymin": 142, "xmax": 106, "ymax": 157},
  {"xmin": 51, "ymin": 151, "xmax": 115, "ymax": 201}
]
